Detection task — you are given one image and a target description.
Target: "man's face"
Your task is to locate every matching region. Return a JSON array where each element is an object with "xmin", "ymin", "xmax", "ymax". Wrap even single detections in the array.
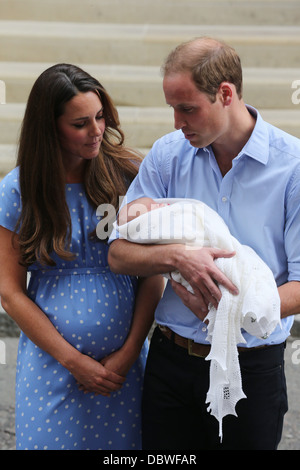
[{"xmin": 163, "ymin": 72, "xmax": 227, "ymax": 149}]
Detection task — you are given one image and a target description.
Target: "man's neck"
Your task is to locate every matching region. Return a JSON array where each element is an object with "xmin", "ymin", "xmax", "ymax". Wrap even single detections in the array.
[{"xmin": 212, "ymin": 104, "xmax": 256, "ymax": 176}]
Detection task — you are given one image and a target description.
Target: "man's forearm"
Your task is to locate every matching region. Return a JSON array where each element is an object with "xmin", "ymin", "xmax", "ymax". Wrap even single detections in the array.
[
  {"xmin": 108, "ymin": 239, "xmax": 180, "ymax": 277},
  {"xmin": 278, "ymin": 281, "xmax": 300, "ymax": 318}
]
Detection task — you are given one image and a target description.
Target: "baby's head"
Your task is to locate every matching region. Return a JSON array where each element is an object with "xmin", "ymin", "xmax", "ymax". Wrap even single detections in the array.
[{"xmin": 118, "ymin": 197, "xmax": 166, "ymax": 225}]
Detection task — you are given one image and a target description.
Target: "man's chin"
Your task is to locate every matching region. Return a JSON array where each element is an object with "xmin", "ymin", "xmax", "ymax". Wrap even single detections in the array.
[{"xmin": 185, "ymin": 135, "xmax": 200, "ymax": 147}]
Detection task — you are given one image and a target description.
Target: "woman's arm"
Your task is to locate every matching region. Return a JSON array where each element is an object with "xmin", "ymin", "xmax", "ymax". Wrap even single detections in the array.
[
  {"xmin": 0, "ymin": 226, "xmax": 125, "ymax": 396},
  {"xmin": 101, "ymin": 275, "xmax": 165, "ymax": 375}
]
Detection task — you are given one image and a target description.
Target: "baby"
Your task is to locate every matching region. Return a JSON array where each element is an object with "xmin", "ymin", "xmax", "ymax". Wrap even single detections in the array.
[
  {"xmin": 115, "ymin": 195, "xmax": 281, "ymax": 438},
  {"xmin": 116, "ymin": 196, "xmax": 280, "ymax": 337},
  {"xmin": 118, "ymin": 197, "xmax": 167, "ymax": 226}
]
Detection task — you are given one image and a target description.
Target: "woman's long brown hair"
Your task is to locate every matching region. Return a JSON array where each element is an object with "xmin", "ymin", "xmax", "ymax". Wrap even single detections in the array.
[{"xmin": 15, "ymin": 64, "xmax": 142, "ymax": 267}]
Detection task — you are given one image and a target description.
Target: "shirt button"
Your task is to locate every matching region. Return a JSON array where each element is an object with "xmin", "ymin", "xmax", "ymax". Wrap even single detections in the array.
[
  {"xmin": 222, "ymin": 196, "xmax": 227, "ymax": 202},
  {"xmin": 202, "ymin": 326, "xmax": 207, "ymax": 332}
]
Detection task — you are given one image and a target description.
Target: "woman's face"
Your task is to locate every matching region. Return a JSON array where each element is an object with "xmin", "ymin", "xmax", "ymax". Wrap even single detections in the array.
[{"xmin": 56, "ymin": 91, "xmax": 105, "ymax": 165}]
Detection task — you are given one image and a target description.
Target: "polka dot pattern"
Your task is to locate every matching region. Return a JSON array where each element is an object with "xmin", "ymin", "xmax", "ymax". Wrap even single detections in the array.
[{"xmin": 0, "ymin": 168, "xmax": 147, "ymax": 450}]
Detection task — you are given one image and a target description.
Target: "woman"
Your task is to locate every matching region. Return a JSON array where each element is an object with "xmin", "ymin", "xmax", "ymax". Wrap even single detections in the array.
[{"xmin": 0, "ymin": 64, "xmax": 163, "ymax": 450}]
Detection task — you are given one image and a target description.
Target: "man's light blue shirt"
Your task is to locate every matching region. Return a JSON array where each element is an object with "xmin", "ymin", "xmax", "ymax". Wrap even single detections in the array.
[{"xmin": 112, "ymin": 106, "xmax": 300, "ymax": 347}]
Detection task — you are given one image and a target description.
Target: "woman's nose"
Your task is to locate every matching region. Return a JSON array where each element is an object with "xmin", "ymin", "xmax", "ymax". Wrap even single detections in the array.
[{"xmin": 89, "ymin": 123, "xmax": 100, "ymax": 137}]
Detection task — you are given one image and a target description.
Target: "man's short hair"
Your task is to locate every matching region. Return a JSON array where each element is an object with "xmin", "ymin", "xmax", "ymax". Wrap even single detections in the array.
[{"xmin": 162, "ymin": 37, "xmax": 243, "ymax": 102}]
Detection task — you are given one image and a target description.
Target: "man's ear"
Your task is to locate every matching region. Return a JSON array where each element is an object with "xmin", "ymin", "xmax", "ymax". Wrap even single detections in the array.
[{"xmin": 218, "ymin": 82, "xmax": 233, "ymax": 106}]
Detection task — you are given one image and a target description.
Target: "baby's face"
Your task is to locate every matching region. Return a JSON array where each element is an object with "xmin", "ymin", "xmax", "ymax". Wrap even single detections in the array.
[
  {"xmin": 149, "ymin": 202, "xmax": 167, "ymax": 211},
  {"xmin": 118, "ymin": 198, "xmax": 167, "ymax": 225}
]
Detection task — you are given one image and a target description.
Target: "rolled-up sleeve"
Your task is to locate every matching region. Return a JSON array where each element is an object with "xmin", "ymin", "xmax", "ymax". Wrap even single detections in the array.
[{"xmin": 285, "ymin": 165, "xmax": 300, "ymax": 282}]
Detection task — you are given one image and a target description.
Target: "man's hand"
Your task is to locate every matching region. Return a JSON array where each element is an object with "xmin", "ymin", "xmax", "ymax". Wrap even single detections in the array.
[
  {"xmin": 172, "ymin": 246, "xmax": 238, "ymax": 315},
  {"xmin": 108, "ymin": 240, "xmax": 238, "ymax": 309},
  {"xmin": 171, "ymin": 279, "xmax": 209, "ymax": 321}
]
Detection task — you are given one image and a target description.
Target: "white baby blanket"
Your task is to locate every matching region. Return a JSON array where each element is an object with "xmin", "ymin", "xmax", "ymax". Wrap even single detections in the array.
[{"xmin": 116, "ymin": 198, "xmax": 281, "ymax": 440}]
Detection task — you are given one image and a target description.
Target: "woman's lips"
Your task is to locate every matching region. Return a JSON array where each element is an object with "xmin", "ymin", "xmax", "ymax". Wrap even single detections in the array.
[{"xmin": 86, "ymin": 140, "xmax": 100, "ymax": 148}]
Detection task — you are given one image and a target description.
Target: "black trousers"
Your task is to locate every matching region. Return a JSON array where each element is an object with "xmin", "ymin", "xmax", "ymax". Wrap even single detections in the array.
[{"xmin": 142, "ymin": 326, "xmax": 288, "ymax": 450}]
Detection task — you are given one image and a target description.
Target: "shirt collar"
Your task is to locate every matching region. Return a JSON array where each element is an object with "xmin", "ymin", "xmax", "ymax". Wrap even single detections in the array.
[
  {"xmin": 195, "ymin": 105, "xmax": 270, "ymax": 165},
  {"xmin": 240, "ymin": 105, "xmax": 270, "ymax": 165}
]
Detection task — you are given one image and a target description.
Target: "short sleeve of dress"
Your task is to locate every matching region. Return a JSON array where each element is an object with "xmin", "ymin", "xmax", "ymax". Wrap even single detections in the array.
[{"xmin": 0, "ymin": 167, "xmax": 22, "ymax": 233}]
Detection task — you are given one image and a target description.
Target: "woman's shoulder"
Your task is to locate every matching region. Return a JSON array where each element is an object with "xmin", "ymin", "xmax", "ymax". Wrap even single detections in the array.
[
  {"xmin": 0, "ymin": 166, "xmax": 20, "ymax": 191},
  {"xmin": 0, "ymin": 167, "xmax": 21, "ymax": 231},
  {"xmin": 0, "ymin": 166, "xmax": 21, "ymax": 211}
]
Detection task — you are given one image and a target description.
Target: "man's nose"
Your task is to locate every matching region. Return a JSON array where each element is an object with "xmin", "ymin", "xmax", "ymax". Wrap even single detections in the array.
[{"xmin": 174, "ymin": 110, "xmax": 186, "ymax": 130}]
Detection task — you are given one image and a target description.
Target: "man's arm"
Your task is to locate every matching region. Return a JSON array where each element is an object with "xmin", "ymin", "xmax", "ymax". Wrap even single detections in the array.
[
  {"xmin": 172, "ymin": 278, "xmax": 300, "ymax": 322},
  {"xmin": 108, "ymin": 239, "xmax": 238, "ymax": 314},
  {"xmin": 108, "ymin": 239, "xmax": 179, "ymax": 277},
  {"xmin": 278, "ymin": 281, "xmax": 300, "ymax": 318}
]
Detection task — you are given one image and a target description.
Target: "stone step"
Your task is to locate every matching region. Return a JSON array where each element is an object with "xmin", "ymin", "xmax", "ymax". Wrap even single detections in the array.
[
  {"xmin": 1, "ymin": 104, "xmax": 300, "ymax": 151},
  {"xmin": 0, "ymin": 145, "xmax": 17, "ymax": 177},
  {"xmin": 1, "ymin": 62, "xmax": 300, "ymax": 109},
  {"xmin": 0, "ymin": 0, "xmax": 299, "ymax": 26},
  {"xmin": 0, "ymin": 62, "xmax": 164, "ymax": 107},
  {"xmin": 1, "ymin": 21, "xmax": 300, "ymax": 68}
]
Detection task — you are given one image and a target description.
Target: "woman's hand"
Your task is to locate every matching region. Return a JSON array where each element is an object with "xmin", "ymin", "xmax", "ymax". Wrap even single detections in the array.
[
  {"xmin": 76, "ymin": 345, "xmax": 139, "ymax": 396},
  {"xmin": 71, "ymin": 353, "xmax": 126, "ymax": 396},
  {"xmin": 100, "ymin": 343, "xmax": 139, "ymax": 378}
]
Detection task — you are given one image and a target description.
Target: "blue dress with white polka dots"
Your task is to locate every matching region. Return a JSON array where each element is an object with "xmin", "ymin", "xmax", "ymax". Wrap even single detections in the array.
[{"xmin": 0, "ymin": 167, "xmax": 148, "ymax": 450}]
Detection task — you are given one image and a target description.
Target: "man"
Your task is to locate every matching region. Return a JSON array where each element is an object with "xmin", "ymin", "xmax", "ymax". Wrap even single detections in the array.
[{"xmin": 108, "ymin": 37, "xmax": 300, "ymax": 450}]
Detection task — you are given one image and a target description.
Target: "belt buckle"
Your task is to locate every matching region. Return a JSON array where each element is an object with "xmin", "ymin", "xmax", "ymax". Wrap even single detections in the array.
[{"xmin": 188, "ymin": 338, "xmax": 205, "ymax": 358}]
